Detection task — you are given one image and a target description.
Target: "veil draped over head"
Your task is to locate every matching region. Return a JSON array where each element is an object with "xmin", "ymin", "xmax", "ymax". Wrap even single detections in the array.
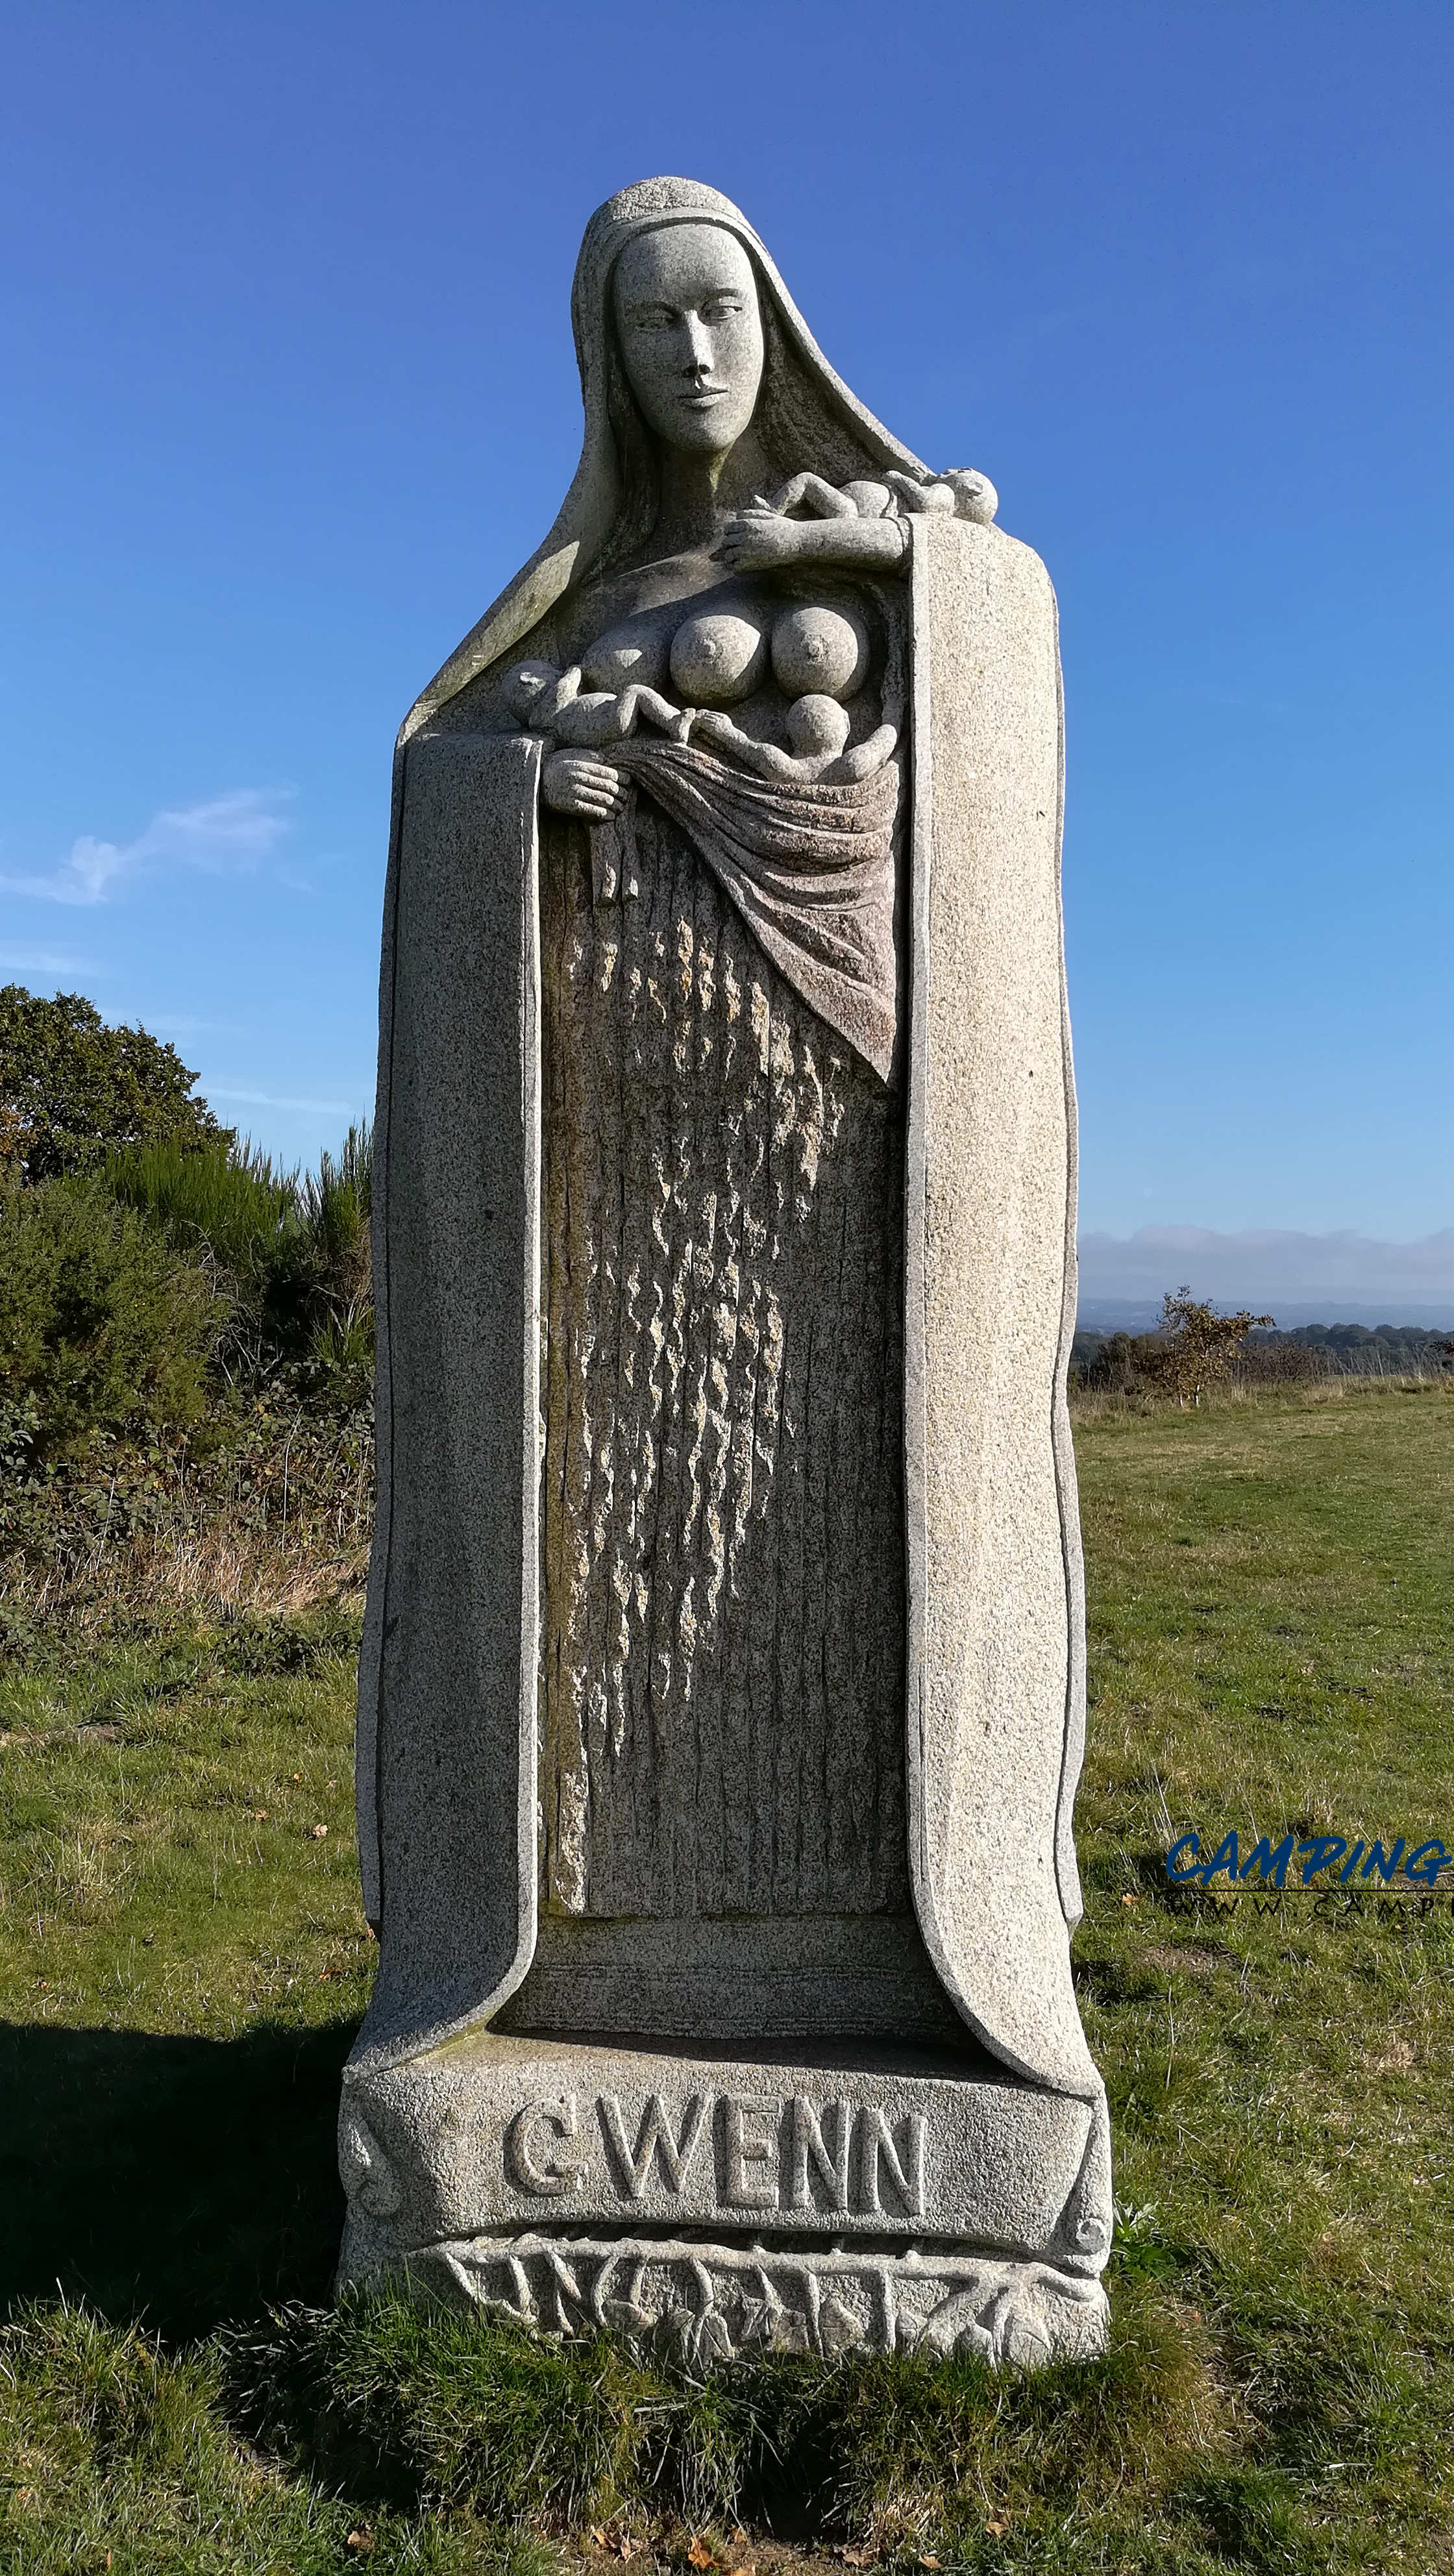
[{"xmin": 400, "ymin": 177, "xmax": 929, "ymax": 743}]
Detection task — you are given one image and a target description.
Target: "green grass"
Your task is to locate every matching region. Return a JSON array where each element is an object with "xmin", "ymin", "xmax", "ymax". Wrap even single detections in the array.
[
  {"xmin": 2, "ymin": 1381, "xmax": 1452, "ymax": 2571},
  {"xmin": 0, "ymin": 1602, "xmax": 370, "ymax": 2335}
]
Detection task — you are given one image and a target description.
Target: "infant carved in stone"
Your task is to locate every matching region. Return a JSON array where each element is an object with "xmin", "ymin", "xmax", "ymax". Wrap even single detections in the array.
[
  {"xmin": 501, "ymin": 565, "xmax": 902, "ymax": 789},
  {"xmin": 500, "ymin": 657, "xmax": 693, "ymax": 747}
]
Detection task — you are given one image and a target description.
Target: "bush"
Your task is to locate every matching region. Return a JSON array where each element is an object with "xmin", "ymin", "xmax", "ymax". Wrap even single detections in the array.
[
  {"xmin": 107, "ymin": 1124, "xmax": 373, "ymax": 1394},
  {"xmin": 0, "ymin": 984, "xmax": 229, "ymax": 1184},
  {"xmin": 0, "ymin": 1175, "xmax": 219, "ymax": 1450}
]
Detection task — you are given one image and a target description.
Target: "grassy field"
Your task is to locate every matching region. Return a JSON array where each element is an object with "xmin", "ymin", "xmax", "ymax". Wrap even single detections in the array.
[{"xmin": 1, "ymin": 1381, "xmax": 1451, "ymax": 2572}]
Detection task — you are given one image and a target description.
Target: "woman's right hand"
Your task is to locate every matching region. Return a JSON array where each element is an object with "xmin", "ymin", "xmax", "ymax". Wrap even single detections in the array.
[{"xmin": 541, "ymin": 750, "xmax": 627, "ymax": 820}]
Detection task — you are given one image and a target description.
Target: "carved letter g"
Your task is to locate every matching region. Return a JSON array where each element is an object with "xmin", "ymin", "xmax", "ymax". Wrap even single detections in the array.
[{"xmin": 506, "ymin": 2098, "xmax": 587, "ymax": 2195}]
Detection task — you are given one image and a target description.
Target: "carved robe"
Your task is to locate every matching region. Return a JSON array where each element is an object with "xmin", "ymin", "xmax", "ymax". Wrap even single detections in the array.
[{"xmin": 353, "ymin": 182, "xmax": 1102, "ymax": 2175}]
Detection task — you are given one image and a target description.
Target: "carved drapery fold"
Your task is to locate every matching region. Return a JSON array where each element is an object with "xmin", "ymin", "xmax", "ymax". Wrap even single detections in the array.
[{"xmin": 595, "ymin": 742, "xmax": 900, "ymax": 1080}]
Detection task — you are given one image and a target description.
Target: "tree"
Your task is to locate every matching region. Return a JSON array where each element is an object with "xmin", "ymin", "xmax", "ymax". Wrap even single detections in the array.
[
  {"xmin": 1142, "ymin": 1285, "xmax": 1275, "ymax": 1408},
  {"xmin": 0, "ymin": 986, "xmax": 230, "ymax": 1185}
]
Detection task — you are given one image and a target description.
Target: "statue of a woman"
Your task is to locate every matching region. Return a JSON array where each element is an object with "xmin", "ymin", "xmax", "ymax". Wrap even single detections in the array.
[{"xmin": 343, "ymin": 179, "xmax": 1110, "ymax": 2366}]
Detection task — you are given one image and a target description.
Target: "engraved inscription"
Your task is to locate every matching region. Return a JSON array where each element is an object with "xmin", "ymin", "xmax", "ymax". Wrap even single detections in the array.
[
  {"xmin": 427, "ymin": 2231, "xmax": 1111, "ymax": 2370},
  {"xmin": 505, "ymin": 2088, "xmax": 926, "ymax": 2218},
  {"xmin": 504, "ymin": 2098, "xmax": 587, "ymax": 2196},
  {"xmin": 597, "ymin": 2092, "xmax": 708, "ymax": 2199},
  {"xmin": 721, "ymin": 2096, "xmax": 777, "ymax": 2208},
  {"xmin": 789, "ymin": 2094, "xmax": 851, "ymax": 2212},
  {"xmin": 858, "ymin": 2106, "xmax": 926, "ymax": 2218}
]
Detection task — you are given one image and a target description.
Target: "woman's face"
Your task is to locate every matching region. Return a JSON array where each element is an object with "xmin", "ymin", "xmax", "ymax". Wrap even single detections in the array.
[{"xmin": 613, "ymin": 223, "xmax": 764, "ymax": 457}]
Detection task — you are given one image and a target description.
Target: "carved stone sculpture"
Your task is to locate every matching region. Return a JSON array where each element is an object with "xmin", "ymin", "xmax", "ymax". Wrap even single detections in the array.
[{"xmin": 339, "ymin": 176, "xmax": 1111, "ymax": 2366}]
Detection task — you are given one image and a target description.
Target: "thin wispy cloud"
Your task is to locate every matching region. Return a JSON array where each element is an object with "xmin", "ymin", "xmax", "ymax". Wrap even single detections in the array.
[
  {"xmin": 0, "ymin": 947, "xmax": 99, "ymax": 977},
  {"xmin": 0, "ymin": 790, "xmax": 295, "ymax": 906},
  {"xmin": 206, "ymin": 1084, "xmax": 354, "ymax": 1116}
]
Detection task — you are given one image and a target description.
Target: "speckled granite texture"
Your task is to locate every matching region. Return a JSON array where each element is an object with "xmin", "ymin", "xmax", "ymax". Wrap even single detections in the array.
[{"xmin": 537, "ymin": 800, "xmax": 907, "ymax": 1924}]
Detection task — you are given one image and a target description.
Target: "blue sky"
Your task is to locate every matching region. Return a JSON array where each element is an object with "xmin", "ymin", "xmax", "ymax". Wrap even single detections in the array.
[{"xmin": 2, "ymin": 3, "xmax": 1449, "ymax": 1307}]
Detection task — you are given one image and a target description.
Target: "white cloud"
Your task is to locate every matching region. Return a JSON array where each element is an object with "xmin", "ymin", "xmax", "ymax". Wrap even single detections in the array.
[
  {"xmin": 1078, "ymin": 1226, "xmax": 1454, "ymax": 1325},
  {"xmin": 0, "ymin": 789, "xmax": 295, "ymax": 905}
]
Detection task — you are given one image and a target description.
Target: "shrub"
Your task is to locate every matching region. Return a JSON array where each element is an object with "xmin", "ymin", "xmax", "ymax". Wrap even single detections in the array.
[
  {"xmin": 1139, "ymin": 1287, "xmax": 1275, "ymax": 1409},
  {"xmin": 0, "ymin": 984, "xmax": 229, "ymax": 1184},
  {"xmin": 0, "ymin": 1174, "xmax": 219, "ymax": 1449},
  {"xmin": 107, "ymin": 1123, "xmax": 373, "ymax": 1394}
]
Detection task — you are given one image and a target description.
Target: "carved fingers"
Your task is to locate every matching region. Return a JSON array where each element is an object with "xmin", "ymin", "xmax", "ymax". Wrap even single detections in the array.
[
  {"xmin": 716, "ymin": 511, "xmax": 806, "ymax": 571},
  {"xmin": 542, "ymin": 750, "xmax": 628, "ymax": 820}
]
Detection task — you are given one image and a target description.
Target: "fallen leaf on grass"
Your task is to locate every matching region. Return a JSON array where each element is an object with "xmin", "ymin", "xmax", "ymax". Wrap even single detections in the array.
[
  {"xmin": 1122, "ymin": 1891, "xmax": 1140, "ymax": 1907},
  {"xmin": 347, "ymin": 2532, "xmax": 375, "ymax": 2556},
  {"xmin": 687, "ymin": 2540, "xmax": 717, "ymax": 2568},
  {"xmin": 310, "ymin": 1824, "xmax": 328, "ymax": 1839},
  {"xmin": 986, "ymin": 2521, "xmax": 1007, "ymax": 2538}
]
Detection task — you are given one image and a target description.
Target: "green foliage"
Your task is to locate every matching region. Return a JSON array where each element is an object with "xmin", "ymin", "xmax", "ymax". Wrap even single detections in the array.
[
  {"xmin": 0, "ymin": 984, "xmax": 229, "ymax": 1185},
  {"xmin": 0, "ymin": 991, "xmax": 373, "ymax": 1455},
  {"xmin": 106, "ymin": 1135, "xmax": 298, "ymax": 1286},
  {"xmin": 1272, "ymin": 1320, "xmax": 1454, "ymax": 1376},
  {"xmin": 107, "ymin": 1122, "xmax": 373, "ymax": 1395},
  {"xmin": 216, "ymin": 2281, "xmax": 1216, "ymax": 2545},
  {"xmin": 0, "ymin": 1177, "xmax": 219, "ymax": 1452},
  {"xmin": 1074, "ymin": 1309, "xmax": 1454, "ymax": 1400}
]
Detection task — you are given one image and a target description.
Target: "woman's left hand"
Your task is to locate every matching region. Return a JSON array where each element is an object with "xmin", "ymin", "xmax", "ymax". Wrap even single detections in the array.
[{"xmin": 717, "ymin": 510, "xmax": 804, "ymax": 572}]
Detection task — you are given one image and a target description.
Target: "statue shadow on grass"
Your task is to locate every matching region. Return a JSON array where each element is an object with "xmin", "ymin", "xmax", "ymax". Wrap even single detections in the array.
[{"xmin": 0, "ymin": 2016, "xmax": 357, "ymax": 2342}]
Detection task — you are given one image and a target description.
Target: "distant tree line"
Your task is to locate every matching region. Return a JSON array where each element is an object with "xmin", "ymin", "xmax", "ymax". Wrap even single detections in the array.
[{"xmin": 1074, "ymin": 1302, "xmax": 1453, "ymax": 1398}]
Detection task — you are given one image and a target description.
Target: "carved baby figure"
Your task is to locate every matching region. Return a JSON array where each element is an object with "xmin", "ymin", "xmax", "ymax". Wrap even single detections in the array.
[
  {"xmin": 693, "ymin": 692, "xmax": 901, "ymax": 785},
  {"xmin": 500, "ymin": 656, "xmax": 695, "ymax": 746}
]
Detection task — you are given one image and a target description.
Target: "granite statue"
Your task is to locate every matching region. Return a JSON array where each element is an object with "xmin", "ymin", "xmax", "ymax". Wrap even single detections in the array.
[{"xmin": 340, "ymin": 175, "xmax": 1111, "ymax": 2368}]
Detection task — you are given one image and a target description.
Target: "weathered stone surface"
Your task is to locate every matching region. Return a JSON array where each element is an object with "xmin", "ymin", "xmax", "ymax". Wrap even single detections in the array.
[
  {"xmin": 905, "ymin": 512, "xmax": 1097, "ymax": 2099},
  {"xmin": 347, "ymin": 177, "xmax": 1109, "ymax": 2364},
  {"xmin": 537, "ymin": 801, "xmax": 907, "ymax": 1926},
  {"xmin": 365, "ymin": 2234, "xmax": 1108, "ymax": 2368},
  {"xmin": 341, "ymin": 2029, "xmax": 1101, "ymax": 2254}
]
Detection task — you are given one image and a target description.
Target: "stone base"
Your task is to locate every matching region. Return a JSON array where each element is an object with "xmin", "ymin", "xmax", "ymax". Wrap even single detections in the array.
[
  {"xmin": 337, "ymin": 2025, "xmax": 1111, "ymax": 2368},
  {"xmin": 339, "ymin": 2221, "xmax": 1108, "ymax": 2368}
]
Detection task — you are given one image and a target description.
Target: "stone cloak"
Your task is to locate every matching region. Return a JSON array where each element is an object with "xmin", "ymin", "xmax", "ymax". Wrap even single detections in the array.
[{"xmin": 353, "ymin": 510, "xmax": 1098, "ymax": 2124}]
